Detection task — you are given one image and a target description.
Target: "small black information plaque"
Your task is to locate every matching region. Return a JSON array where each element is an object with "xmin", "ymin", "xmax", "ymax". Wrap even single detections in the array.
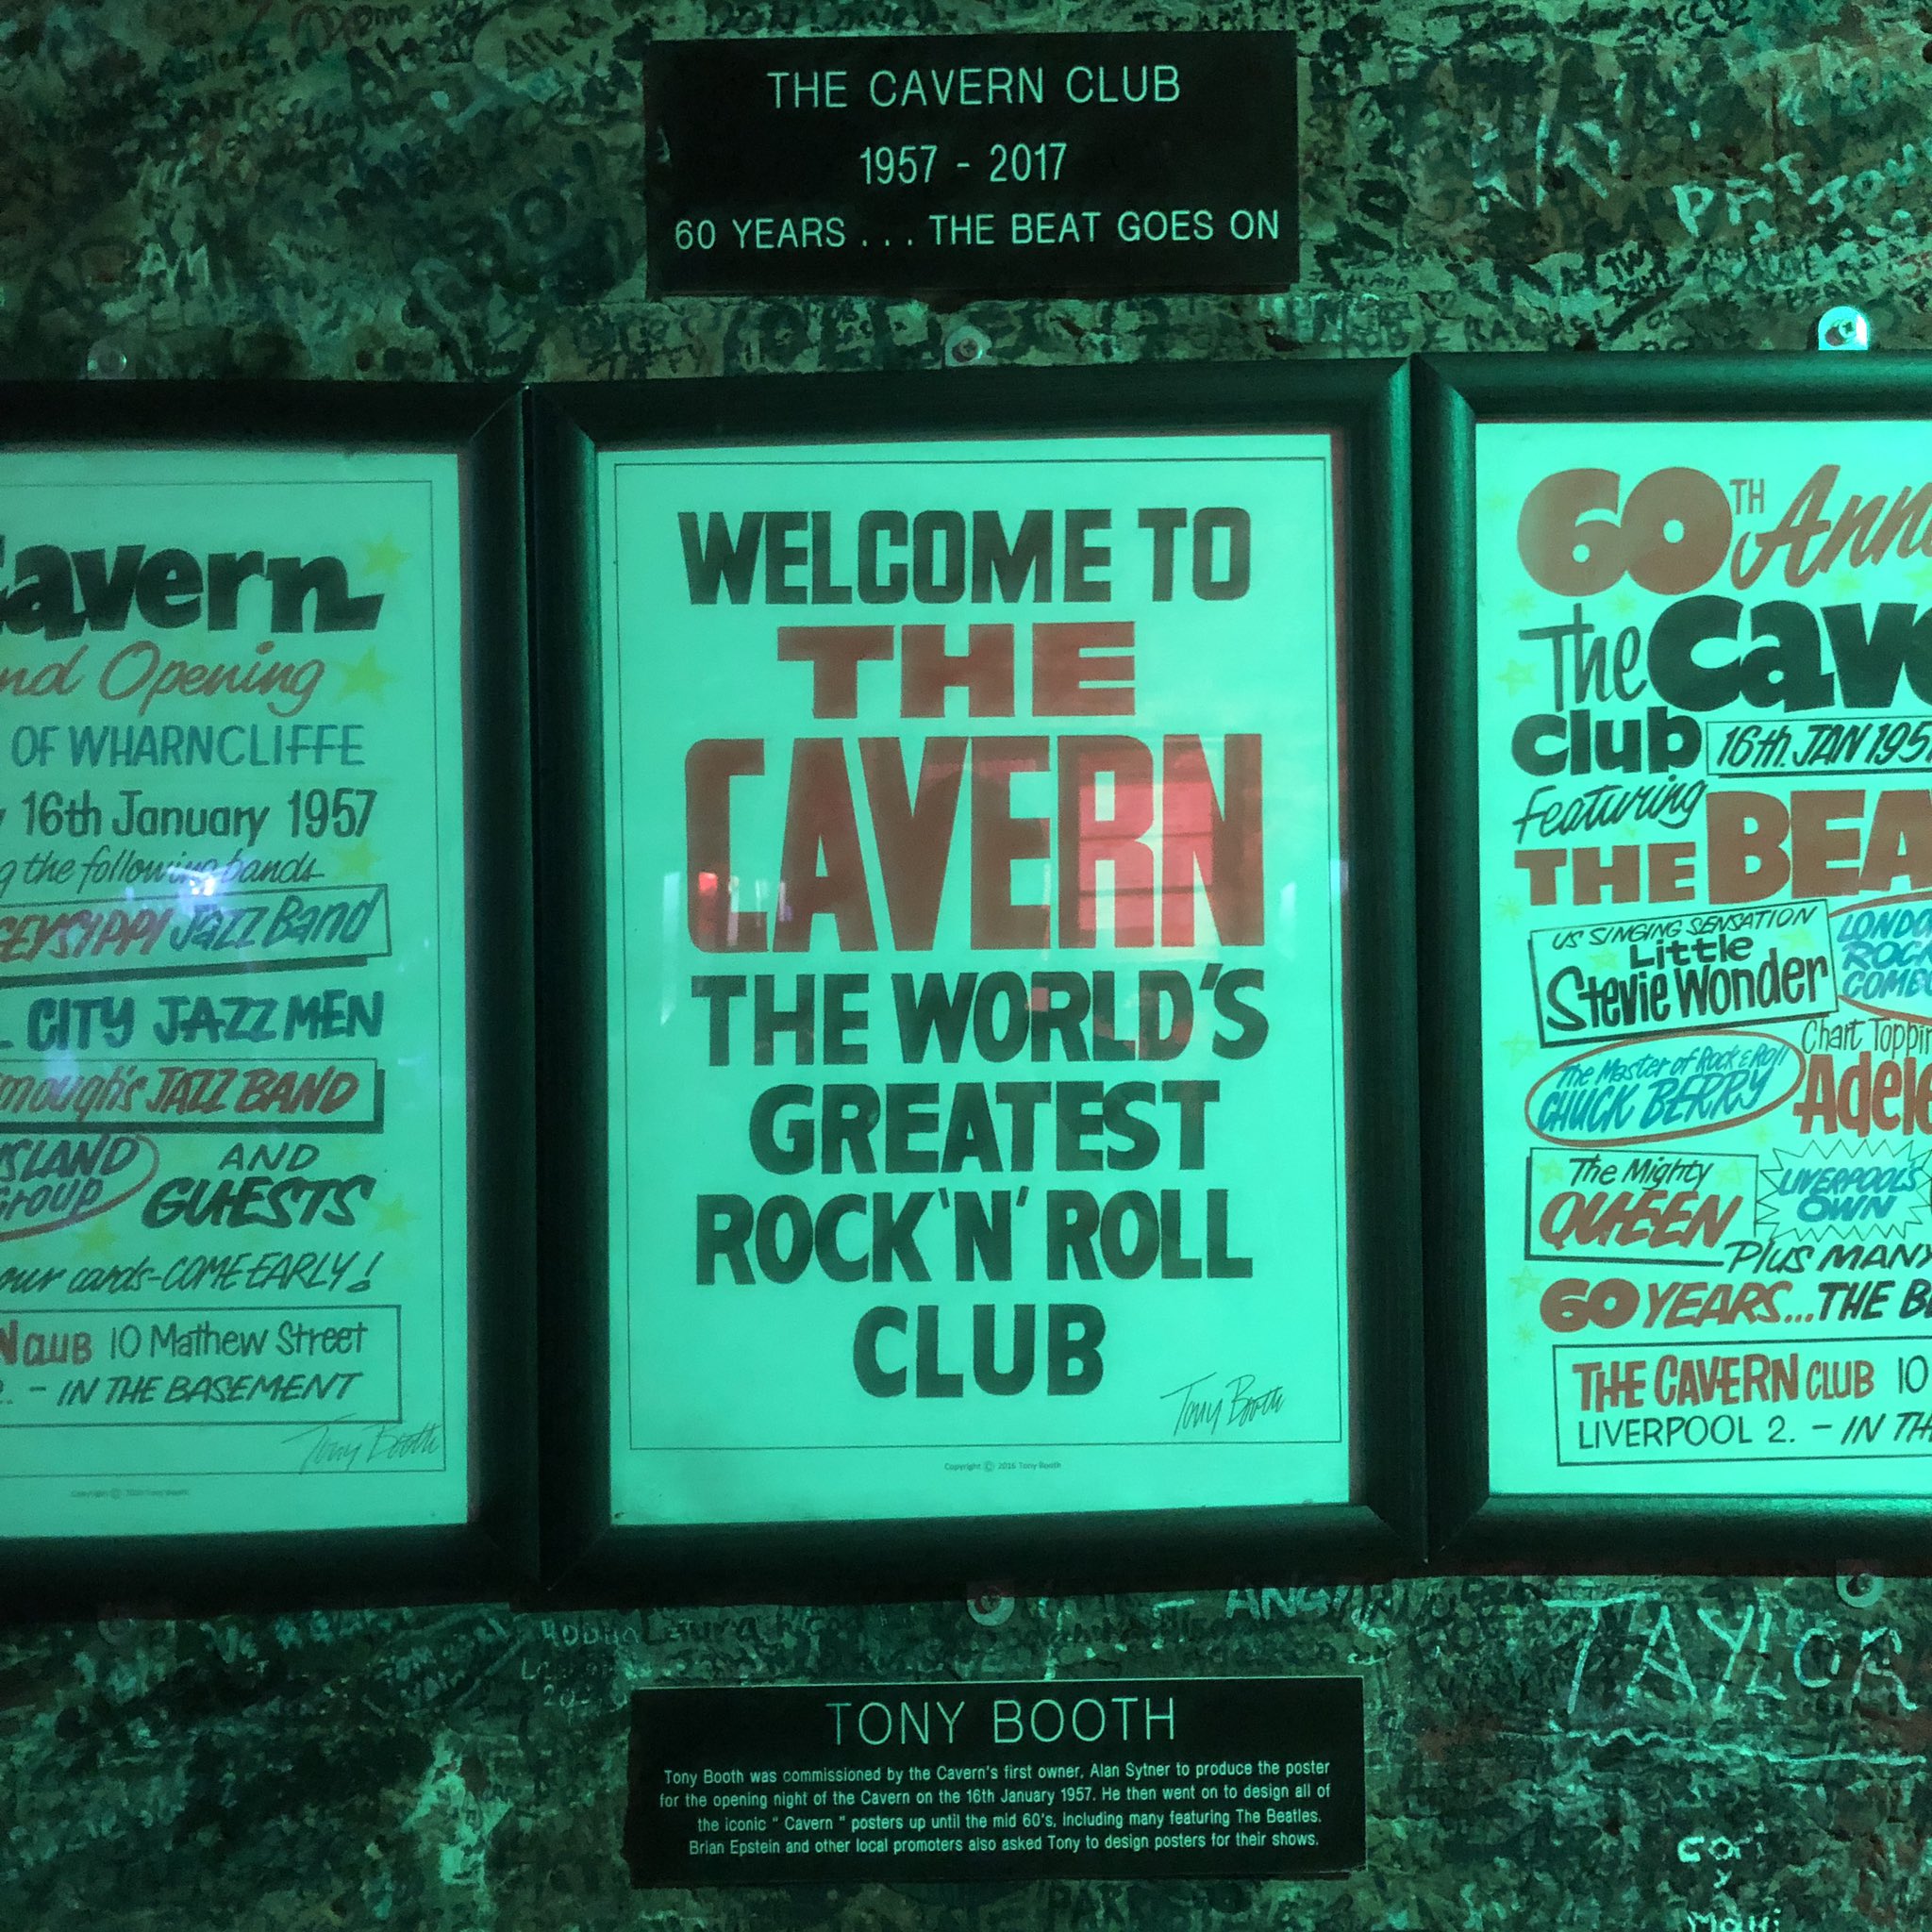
[
  {"xmin": 626, "ymin": 1675, "xmax": 1363, "ymax": 1886},
  {"xmin": 642, "ymin": 33, "xmax": 1298, "ymax": 298}
]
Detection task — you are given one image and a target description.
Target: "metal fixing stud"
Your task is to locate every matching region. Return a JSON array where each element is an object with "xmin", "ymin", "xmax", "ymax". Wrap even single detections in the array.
[
  {"xmin": 1816, "ymin": 305, "xmax": 1872, "ymax": 352},
  {"xmin": 1836, "ymin": 1563, "xmax": 1884, "ymax": 1608},
  {"xmin": 967, "ymin": 1587, "xmax": 1015, "ymax": 1627},
  {"xmin": 942, "ymin": 324, "xmax": 991, "ymax": 369}
]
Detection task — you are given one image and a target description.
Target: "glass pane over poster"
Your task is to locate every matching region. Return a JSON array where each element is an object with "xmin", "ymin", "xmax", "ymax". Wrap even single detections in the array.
[
  {"xmin": 0, "ymin": 448, "xmax": 470, "ymax": 1537},
  {"xmin": 1477, "ymin": 418, "xmax": 1932, "ymax": 1497},
  {"xmin": 598, "ymin": 430, "xmax": 1350, "ymax": 1525}
]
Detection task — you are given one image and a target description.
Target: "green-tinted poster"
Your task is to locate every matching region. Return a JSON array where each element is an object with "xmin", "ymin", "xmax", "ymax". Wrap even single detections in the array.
[
  {"xmin": 0, "ymin": 450, "xmax": 468, "ymax": 1537},
  {"xmin": 601, "ymin": 431, "xmax": 1350, "ymax": 1525},
  {"xmin": 1478, "ymin": 420, "xmax": 1932, "ymax": 1496}
]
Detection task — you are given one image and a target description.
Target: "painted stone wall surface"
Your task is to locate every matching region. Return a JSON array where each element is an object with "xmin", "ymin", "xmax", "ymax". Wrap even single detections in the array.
[
  {"xmin": 5, "ymin": 1, "xmax": 1932, "ymax": 1928},
  {"xmin": 4, "ymin": 0, "xmax": 1930, "ymax": 379},
  {"xmin": 6, "ymin": 1581, "xmax": 1931, "ymax": 1928}
]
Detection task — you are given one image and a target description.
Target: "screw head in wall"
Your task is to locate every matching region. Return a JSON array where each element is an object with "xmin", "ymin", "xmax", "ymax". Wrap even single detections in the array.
[
  {"xmin": 1816, "ymin": 305, "xmax": 1872, "ymax": 351},
  {"xmin": 942, "ymin": 325, "xmax": 991, "ymax": 368},
  {"xmin": 1836, "ymin": 1565, "xmax": 1883, "ymax": 1608}
]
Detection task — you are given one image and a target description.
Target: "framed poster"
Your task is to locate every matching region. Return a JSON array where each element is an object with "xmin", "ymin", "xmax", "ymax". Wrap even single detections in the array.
[
  {"xmin": 0, "ymin": 385, "xmax": 533, "ymax": 1617},
  {"xmin": 533, "ymin": 364, "xmax": 1420, "ymax": 1600},
  {"xmin": 1420, "ymin": 354, "xmax": 1932, "ymax": 1569}
]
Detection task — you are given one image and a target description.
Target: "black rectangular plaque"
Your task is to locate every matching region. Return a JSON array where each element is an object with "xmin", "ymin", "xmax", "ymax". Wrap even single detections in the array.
[
  {"xmin": 625, "ymin": 1675, "xmax": 1363, "ymax": 1884},
  {"xmin": 643, "ymin": 33, "xmax": 1298, "ymax": 298}
]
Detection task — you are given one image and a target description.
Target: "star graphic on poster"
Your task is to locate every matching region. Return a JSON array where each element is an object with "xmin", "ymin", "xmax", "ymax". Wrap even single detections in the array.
[
  {"xmin": 1907, "ymin": 560, "xmax": 1932, "ymax": 594},
  {"xmin": 373, "ymin": 1195, "xmax": 418, "ymax": 1234},
  {"xmin": 1591, "ymin": 946, "xmax": 1620, "ymax": 972},
  {"xmin": 1613, "ymin": 591, "xmax": 1638, "ymax": 616},
  {"xmin": 1753, "ymin": 1123, "xmax": 1774, "ymax": 1145},
  {"xmin": 358, "ymin": 535, "xmax": 410, "ymax": 578},
  {"xmin": 337, "ymin": 648, "xmax": 395, "ymax": 701},
  {"xmin": 1511, "ymin": 1269, "xmax": 1541, "ymax": 1295},
  {"xmin": 1494, "ymin": 896, "xmax": 1523, "ymax": 923},
  {"xmin": 1503, "ymin": 1033, "xmax": 1539, "ymax": 1063},
  {"xmin": 1507, "ymin": 591, "xmax": 1538, "ymax": 616},
  {"xmin": 336, "ymin": 840, "xmax": 380, "ymax": 883},
  {"xmin": 1829, "ymin": 568, "xmax": 1860, "ymax": 597},
  {"xmin": 1496, "ymin": 660, "xmax": 1534, "ymax": 693},
  {"xmin": 73, "ymin": 1219, "xmax": 117, "ymax": 1259},
  {"xmin": 1482, "ymin": 492, "xmax": 1513, "ymax": 513},
  {"xmin": 1535, "ymin": 1156, "xmax": 1565, "ymax": 1186}
]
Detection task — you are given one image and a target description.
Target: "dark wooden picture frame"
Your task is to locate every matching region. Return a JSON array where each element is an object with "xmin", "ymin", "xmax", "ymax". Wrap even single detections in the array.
[
  {"xmin": 0, "ymin": 384, "xmax": 536, "ymax": 1621},
  {"xmin": 1417, "ymin": 352, "xmax": 1932, "ymax": 1573},
  {"xmin": 532, "ymin": 362, "xmax": 1422, "ymax": 1604}
]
